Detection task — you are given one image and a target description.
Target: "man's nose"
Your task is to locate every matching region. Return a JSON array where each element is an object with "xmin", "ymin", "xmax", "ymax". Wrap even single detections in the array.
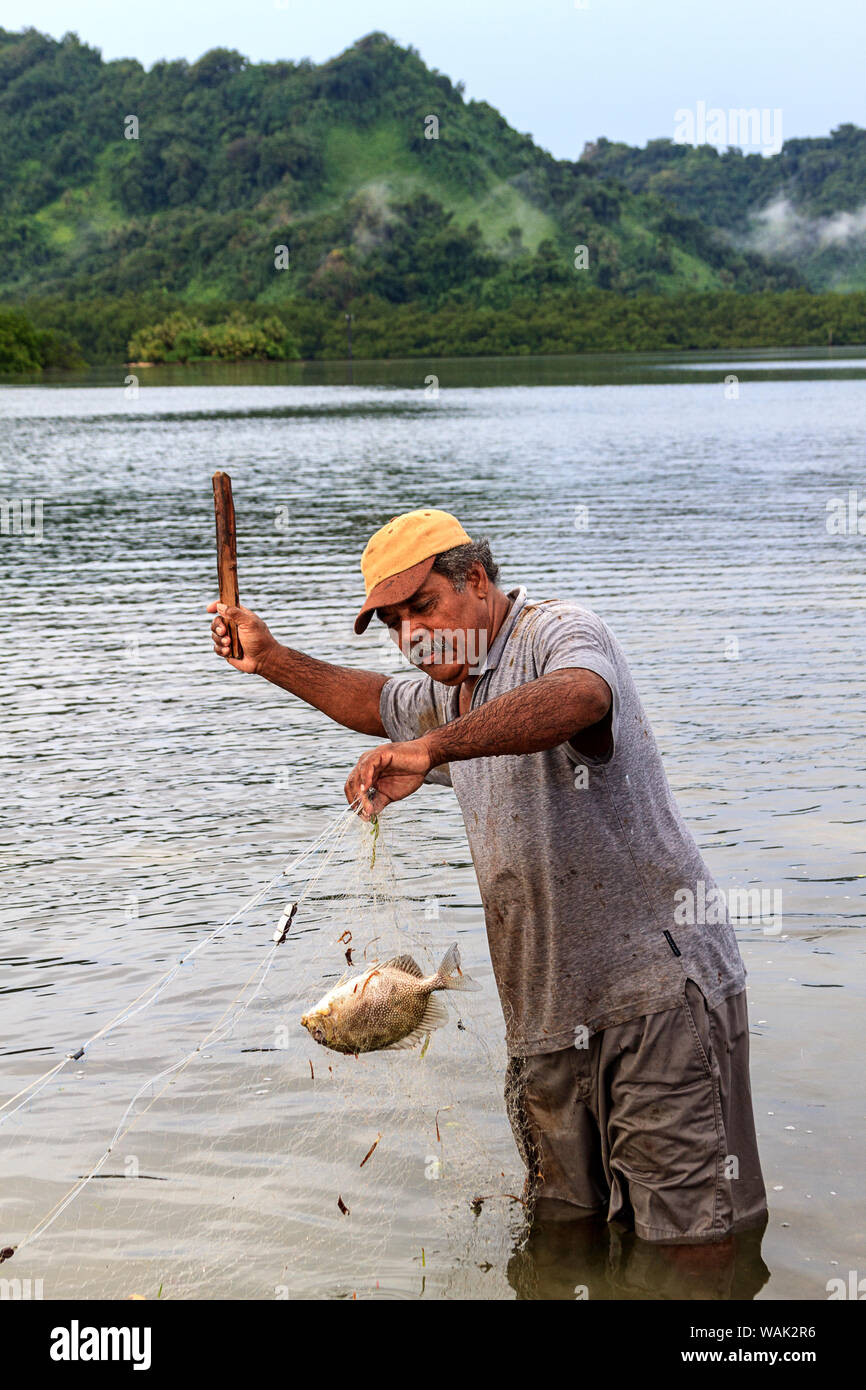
[{"xmin": 399, "ymin": 620, "xmax": 426, "ymax": 648}]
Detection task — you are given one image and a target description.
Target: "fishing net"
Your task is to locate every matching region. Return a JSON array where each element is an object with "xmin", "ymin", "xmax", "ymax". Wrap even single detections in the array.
[{"xmin": 1, "ymin": 804, "xmax": 525, "ymax": 1300}]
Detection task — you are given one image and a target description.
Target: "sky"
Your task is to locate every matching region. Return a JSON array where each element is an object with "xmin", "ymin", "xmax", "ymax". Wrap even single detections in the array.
[{"xmin": 3, "ymin": 0, "xmax": 864, "ymax": 161}]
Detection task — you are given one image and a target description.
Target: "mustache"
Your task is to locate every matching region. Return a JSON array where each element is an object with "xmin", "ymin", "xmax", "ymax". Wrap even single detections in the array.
[{"xmin": 395, "ymin": 626, "xmax": 488, "ymax": 667}]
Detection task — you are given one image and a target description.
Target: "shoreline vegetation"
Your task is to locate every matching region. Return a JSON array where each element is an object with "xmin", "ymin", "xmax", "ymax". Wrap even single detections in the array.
[{"xmin": 2, "ymin": 290, "xmax": 866, "ymax": 374}]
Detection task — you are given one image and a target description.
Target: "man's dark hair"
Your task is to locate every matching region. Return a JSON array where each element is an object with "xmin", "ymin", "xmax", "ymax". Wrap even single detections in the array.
[{"xmin": 431, "ymin": 539, "xmax": 500, "ymax": 591}]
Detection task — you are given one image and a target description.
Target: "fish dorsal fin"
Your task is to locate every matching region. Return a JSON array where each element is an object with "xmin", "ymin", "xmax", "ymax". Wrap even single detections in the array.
[{"xmin": 380, "ymin": 954, "xmax": 423, "ymax": 977}]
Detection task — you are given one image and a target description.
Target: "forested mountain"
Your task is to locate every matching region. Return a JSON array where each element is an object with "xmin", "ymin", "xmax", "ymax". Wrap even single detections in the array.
[
  {"xmin": 0, "ymin": 26, "xmax": 806, "ymax": 308},
  {"xmin": 585, "ymin": 127, "xmax": 866, "ymax": 290},
  {"xmin": 2, "ymin": 27, "xmax": 865, "ymax": 369}
]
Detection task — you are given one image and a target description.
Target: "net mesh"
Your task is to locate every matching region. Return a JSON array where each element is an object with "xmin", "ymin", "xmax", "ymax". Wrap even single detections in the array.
[{"xmin": 1, "ymin": 809, "xmax": 525, "ymax": 1299}]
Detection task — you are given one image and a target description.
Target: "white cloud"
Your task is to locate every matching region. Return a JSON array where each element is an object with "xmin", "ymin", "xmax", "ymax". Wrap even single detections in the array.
[{"xmin": 746, "ymin": 195, "xmax": 866, "ymax": 257}]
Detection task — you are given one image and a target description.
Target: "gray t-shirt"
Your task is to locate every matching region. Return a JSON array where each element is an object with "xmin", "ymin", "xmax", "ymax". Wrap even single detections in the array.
[{"xmin": 379, "ymin": 587, "xmax": 746, "ymax": 1057}]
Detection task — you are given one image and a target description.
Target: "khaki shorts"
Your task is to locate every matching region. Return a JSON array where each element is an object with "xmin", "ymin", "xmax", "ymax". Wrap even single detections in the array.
[{"xmin": 505, "ymin": 979, "xmax": 768, "ymax": 1245}]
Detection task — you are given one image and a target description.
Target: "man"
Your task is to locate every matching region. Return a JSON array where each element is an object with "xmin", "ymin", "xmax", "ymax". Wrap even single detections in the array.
[{"xmin": 208, "ymin": 506, "xmax": 768, "ymax": 1248}]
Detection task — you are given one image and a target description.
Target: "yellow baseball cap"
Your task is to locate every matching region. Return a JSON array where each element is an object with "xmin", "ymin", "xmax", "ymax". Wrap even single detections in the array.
[{"xmin": 354, "ymin": 508, "xmax": 473, "ymax": 634}]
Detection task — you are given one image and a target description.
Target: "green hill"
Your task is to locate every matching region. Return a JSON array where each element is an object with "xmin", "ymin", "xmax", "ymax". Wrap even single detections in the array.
[
  {"xmin": 0, "ymin": 26, "xmax": 804, "ymax": 311},
  {"xmin": 4, "ymin": 26, "xmax": 866, "ymax": 369},
  {"xmin": 584, "ymin": 126, "xmax": 866, "ymax": 290}
]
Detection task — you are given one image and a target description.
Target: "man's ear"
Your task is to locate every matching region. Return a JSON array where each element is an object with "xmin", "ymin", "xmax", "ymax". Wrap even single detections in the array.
[{"xmin": 467, "ymin": 561, "xmax": 488, "ymax": 598}]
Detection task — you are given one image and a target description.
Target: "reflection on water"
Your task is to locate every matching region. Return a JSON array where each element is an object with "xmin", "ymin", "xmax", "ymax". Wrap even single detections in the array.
[
  {"xmin": 1, "ymin": 349, "xmax": 864, "ymax": 1299},
  {"xmin": 6, "ymin": 342, "xmax": 866, "ymax": 392},
  {"xmin": 508, "ymin": 1210, "xmax": 770, "ymax": 1301}
]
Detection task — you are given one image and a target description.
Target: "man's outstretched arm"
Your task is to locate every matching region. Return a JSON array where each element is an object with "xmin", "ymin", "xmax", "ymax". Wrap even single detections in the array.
[
  {"xmin": 208, "ymin": 601, "xmax": 387, "ymax": 737},
  {"xmin": 424, "ymin": 667, "xmax": 610, "ymax": 766},
  {"xmin": 345, "ymin": 667, "xmax": 611, "ymax": 816}
]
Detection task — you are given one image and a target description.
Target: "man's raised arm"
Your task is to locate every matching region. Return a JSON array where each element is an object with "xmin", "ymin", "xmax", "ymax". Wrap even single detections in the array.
[{"xmin": 208, "ymin": 601, "xmax": 387, "ymax": 737}]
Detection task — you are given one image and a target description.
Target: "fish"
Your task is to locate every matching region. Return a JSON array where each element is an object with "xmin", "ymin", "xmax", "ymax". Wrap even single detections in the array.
[{"xmin": 300, "ymin": 942, "xmax": 480, "ymax": 1055}]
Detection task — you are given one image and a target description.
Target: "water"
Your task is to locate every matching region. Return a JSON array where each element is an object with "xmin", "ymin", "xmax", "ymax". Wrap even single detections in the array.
[{"xmin": 2, "ymin": 349, "xmax": 864, "ymax": 1300}]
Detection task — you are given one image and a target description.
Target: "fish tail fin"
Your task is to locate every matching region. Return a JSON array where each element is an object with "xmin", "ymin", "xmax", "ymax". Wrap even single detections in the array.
[{"xmin": 433, "ymin": 941, "xmax": 481, "ymax": 992}]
